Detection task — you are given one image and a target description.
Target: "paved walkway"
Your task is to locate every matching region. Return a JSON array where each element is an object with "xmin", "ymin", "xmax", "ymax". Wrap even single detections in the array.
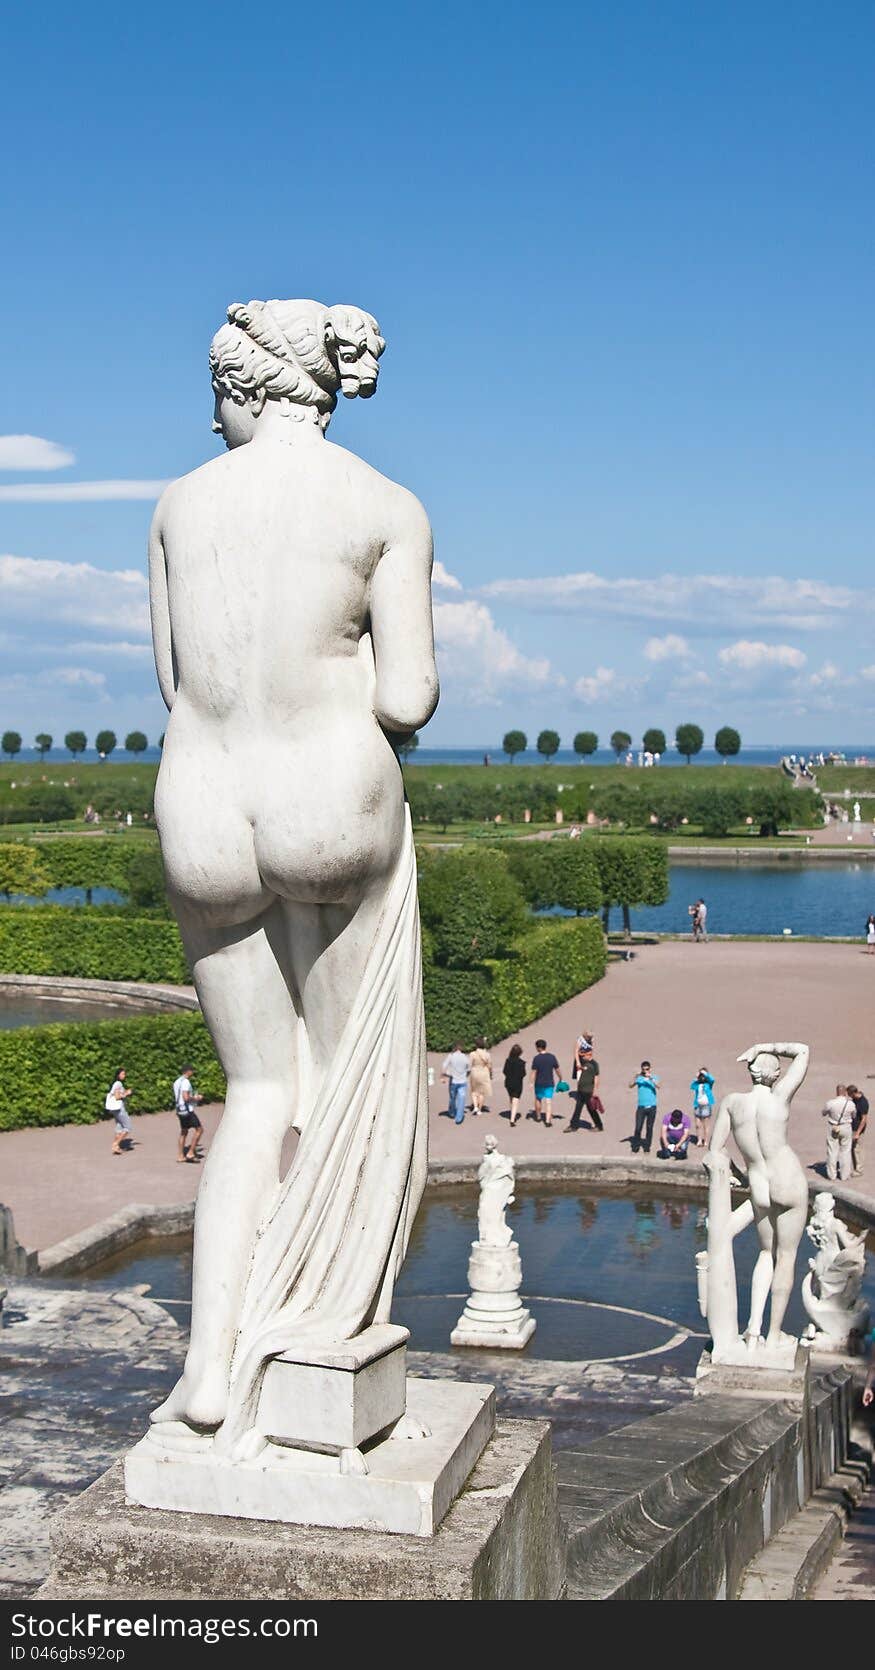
[{"xmin": 3, "ymin": 940, "xmax": 875, "ymax": 1251}]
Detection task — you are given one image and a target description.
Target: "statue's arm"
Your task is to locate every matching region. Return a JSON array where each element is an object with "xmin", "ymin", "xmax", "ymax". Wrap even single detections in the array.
[
  {"xmin": 738, "ymin": 1041, "xmax": 809, "ymax": 1101},
  {"xmin": 369, "ymin": 490, "xmax": 439, "ymax": 735},
  {"xmin": 148, "ymin": 503, "xmax": 176, "ymax": 712},
  {"xmin": 709, "ymin": 1096, "xmax": 733, "ymax": 1154}
]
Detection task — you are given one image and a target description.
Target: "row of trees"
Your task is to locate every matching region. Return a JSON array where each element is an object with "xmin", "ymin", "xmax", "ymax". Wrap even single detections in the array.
[
  {"xmin": 500, "ymin": 725, "xmax": 742, "ymax": 763},
  {"xmin": 418, "ymin": 837, "xmax": 669, "ymax": 961},
  {"xmin": 1, "ymin": 731, "xmax": 152, "ymax": 761}
]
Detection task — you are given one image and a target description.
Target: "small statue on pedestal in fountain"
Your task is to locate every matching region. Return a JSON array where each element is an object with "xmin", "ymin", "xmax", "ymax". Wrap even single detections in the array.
[
  {"xmin": 452, "ymin": 1137, "xmax": 536, "ymax": 1350},
  {"xmin": 802, "ymin": 1193, "xmax": 869, "ymax": 1350}
]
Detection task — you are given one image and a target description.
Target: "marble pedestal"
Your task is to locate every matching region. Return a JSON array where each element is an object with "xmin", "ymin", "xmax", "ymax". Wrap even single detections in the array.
[
  {"xmin": 44, "ymin": 1420, "xmax": 566, "ymax": 1600},
  {"xmin": 126, "ymin": 1378, "xmax": 494, "ymax": 1538},
  {"xmin": 695, "ymin": 1346, "xmax": 811, "ymax": 1408},
  {"xmin": 451, "ymin": 1240, "xmax": 536, "ymax": 1350},
  {"xmin": 258, "ymin": 1322, "xmax": 408, "ymax": 1453}
]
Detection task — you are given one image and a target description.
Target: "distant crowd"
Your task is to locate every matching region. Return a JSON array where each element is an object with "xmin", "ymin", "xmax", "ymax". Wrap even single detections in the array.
[{"xmin": 439, "ymin": 1038, "xmax": 869, "ymax": 1176}]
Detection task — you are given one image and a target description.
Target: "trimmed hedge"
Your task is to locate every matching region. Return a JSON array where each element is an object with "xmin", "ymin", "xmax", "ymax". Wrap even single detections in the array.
[
  {"xmin": 423, "ymin": 915, "xmax": 606, "ymax": 1051},
  {"xmin": 22, "ymin": 838, "xmax": 157, "ymax": 893},
  {"xmin": 0, "ymin": 1011, "xmax": 224, "ymax": 1130},
  {"xmin": 0, "ymin": 908, "xmax": 189, "ymax": 982}
]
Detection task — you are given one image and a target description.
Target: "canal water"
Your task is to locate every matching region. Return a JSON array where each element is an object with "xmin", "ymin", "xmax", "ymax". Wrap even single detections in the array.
[{"xmin": 627, "ymin": 862, "xmax": 875, "ymax": 939}]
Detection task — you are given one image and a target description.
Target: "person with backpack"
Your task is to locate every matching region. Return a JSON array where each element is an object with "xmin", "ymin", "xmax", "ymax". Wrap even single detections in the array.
[
  {"xmin": 690, "ymin": 1067, "xmax": 715, "ymax": 1146},
  {"xmin": 174, "ymin": 1064, "xmax": 205, "ymax": 1163},
  {"xmin": 106, "ymin": 1068, "xmax": 133, "ymax": 1156}
]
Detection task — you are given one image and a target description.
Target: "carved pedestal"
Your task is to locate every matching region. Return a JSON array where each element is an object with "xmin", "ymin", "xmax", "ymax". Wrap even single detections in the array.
[{"xmin": 451, "ymin": 1241, "xmax": 536, "ymax": 1350}]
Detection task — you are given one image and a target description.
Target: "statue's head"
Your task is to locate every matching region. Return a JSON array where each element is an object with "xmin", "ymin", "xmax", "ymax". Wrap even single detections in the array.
[
  {"xmin": 748, "ymin": 1051, "xmax": 780, "ymax": 1086},
  {"xmin": 209, "ymin": 298, "xmax": 385, "ymax": 447},
  {"xmin": 813, "ymin": 1192, "xmax": 835, "ymax": 1220},
  {"xmin": 484, "ymin": 1134, "xmax": 498, "ymax": 1154}
]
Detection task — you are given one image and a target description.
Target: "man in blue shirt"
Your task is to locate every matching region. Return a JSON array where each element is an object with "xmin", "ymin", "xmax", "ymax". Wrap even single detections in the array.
[{"xmin": 629, "ymin": 1060, "xmax": 659, "ymax": 1153}]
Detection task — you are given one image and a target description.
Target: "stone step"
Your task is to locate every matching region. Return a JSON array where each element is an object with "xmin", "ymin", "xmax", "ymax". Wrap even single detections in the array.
[{"xmin": 738, "ymin": 1440, "xmax": 872, "ymax": 1600}]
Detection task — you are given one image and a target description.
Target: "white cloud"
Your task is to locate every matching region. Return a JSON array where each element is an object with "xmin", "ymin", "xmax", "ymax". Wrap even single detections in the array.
[
  {"xmin": 644, "ymin": 633, "xmax": 691, "ymax": 662},
  {"xmin": 480, "ymin": 571, "xmax": 864, "ymax": 632},
  {"xmin": 432, "ymin": 560, "xmax": 462, "ymax": 592},
  {"xmin": 48, "ymin": 667, "xmax": 107, "ymax": 688},
  {"xmin": 860, "ymin": 666, "xmax": 875, "ymax": 682},
  {"xmin": 0, "ymin": 554, "xmax": 150, "ymax": 636},
  {"xmin": 67, "ymin": 640, "xmax": 153, "ymax": 660},
  {"xmin": 0, "ymin": 479, "xmax": 168, "ymax": 502},
  {"xmin": 433, "ymin": 600, "xmax": 551, "ymax": 703},
  {"xmin": 0, "ymin": 434, "xmax": 75, "ymax": 470},
  {"xmin": 573, "ymin": 666, "xmax": 640, "ymax": 704},
  {"xmin": 718, "ymin": 640, "xmax": 806, "ymax": 671}
]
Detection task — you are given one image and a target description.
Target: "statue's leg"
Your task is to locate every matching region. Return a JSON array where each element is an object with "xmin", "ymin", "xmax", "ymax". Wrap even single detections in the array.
[
  {"xmin": 767, "ymin": 1200, "xmax": 807, "ymax": 1344},
  {"xmin": 151, "ymin": 899, "xmax": 300, "ymax": 1428},
  {"xmin": 745, "ymin": 1203, "xmax": 775, "ymax": 1339},
  {"xmin": 280, "ymin": 888, "xmax": 387, "ymax": 1081}
]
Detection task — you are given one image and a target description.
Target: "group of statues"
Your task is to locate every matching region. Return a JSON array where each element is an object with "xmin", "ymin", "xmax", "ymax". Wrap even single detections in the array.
[{"xmin": 696, "ymin": 1041, "xmax": 868, "ymax": 1361}]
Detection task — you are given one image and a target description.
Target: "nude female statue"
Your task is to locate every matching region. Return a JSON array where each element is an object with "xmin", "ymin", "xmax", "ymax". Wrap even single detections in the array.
[
  {"xmin": 477, "ymin": 1136, "xmax": 516, "ymax": 1249},
  {"xmin": 148, "ymin": 299, "xmax": 438, "ymax": 1442},
  {"xmin": 702, "ymin": 1042, "xmax": 809, "ymax": 1358}
]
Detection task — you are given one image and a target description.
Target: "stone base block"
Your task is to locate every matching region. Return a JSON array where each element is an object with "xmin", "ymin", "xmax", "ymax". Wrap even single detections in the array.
[
  {"xmin": 42, "ymin": 1420, "xmax": 566, "ymax": 1600},
  {"xmin": 257, "ymin": 1322, "xmax": 408, "ymax": 1452},
  {"xmin": 451, "ymin": 1312, "xmax": 536, "ymax": 1350},
  {"xmin": 125, "ymin": 1378, "xmax": 494, "ymax": 1538},
  {"xmin": 695, "ymin": 1347, "xmax": 811, "ymax": 1407}
]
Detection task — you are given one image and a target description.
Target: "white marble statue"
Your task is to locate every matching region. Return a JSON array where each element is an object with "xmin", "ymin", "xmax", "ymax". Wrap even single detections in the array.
[
  {"xmin": 148, "ymin": 298, "xmax": 439, "ymax": 1453},
  {"xmin": 477, "ymin": 1135, "xmax": 515, "ymax": 1249},
  {"xmin": 802, "ymin": 1193, "xmax": 869, "ymax": 1348},
  {"xmin": 698, "ymin": 1042, "xmax": 809, "ymax": 1366}
]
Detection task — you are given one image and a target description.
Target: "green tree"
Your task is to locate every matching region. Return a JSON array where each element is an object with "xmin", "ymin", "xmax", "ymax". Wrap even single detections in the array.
[
  {"xmin": 592, "ymin": 838, "xmax": 669, "ymax": 938},
  {"xmin": 0, "ymin": 844, "xmax": 50, "ymax": 900},
  {"xmin": 395, "ymin": 731, "xmax": 419, "ymax": 761},
  {"xmin": 34, "ymin": 733, "xmax": 53, "ymax": 759},
  {"xmin": 573, "ymin": 730, "xmax": 598, "ymax": 759},
  {"xmin": 610, "ymin": 729, "xmax": 632, "ymax": 760},
  {"xmin": 537, "ymin": 729, "xmax": 560, "ymax": 761},
  {"xmin": 65, "ymin": 731, "xmax": 87, "ymax": 758},
  {"xmin": 502, "ymin": 730, "xmax": 527, "ymax": 761},
  {"xmin": 505, "ymin": 840, "xmax": 601, "ymax": 915},
  {"xmin": 125, "ymin": 730, "xmax": 148, "ymax": 755},
  {"xmin": 2, "ymin": 731, "xmax": 22, "ymax": 761},
  {"xmin": 642, "ymin": 728, "xmax": 666, "ymax": 755},
  {"xmin": 95, "ymin": 730, "xmax": 117, "ymax": 760},
  {"xmin": 675, "ymin": 722, "xmax": 704, "ymax": 764},
  {"xmin": 418, "ymin": 847, "xmax": 527, "ymax": 967},
  {"xmin": 715, "ymin": 726, "xmax": 741, "ymax": 760}
]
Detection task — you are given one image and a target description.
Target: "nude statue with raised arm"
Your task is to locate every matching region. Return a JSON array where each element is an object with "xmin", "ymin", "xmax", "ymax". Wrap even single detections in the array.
[
  {"xmin": 703, "ymin": 1042, "xmax": 809, "ymax": 1360},
  {"xmin": 146, "ymin": 298, "xmax": 439, "ymax": 1449}
]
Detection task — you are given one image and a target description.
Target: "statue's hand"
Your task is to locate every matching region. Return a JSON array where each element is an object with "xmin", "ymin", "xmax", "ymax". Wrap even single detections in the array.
[{"xmin": 737, "ymin": 1045, "xmax": 765, "ymax": 1065}]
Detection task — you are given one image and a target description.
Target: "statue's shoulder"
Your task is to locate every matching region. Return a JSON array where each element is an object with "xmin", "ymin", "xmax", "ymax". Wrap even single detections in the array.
[
  {"xmin": 327, "ymin": 441, "xmax": 431, "ymax": 535},
  {"xmin": 151, "ymin": 455, "xmax": 231, "ymax": 531}
]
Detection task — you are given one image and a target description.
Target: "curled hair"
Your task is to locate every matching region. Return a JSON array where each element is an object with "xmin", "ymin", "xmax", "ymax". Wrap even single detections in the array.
[{"xmin": 209, "ymin": 297, "xmax": 385, "ymax": 426}]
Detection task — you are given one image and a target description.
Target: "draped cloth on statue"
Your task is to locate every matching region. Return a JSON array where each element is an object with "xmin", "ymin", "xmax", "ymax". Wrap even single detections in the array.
[{"xmin": 216, "ymin": 808, "xmax": 427, "ymax": 1457}]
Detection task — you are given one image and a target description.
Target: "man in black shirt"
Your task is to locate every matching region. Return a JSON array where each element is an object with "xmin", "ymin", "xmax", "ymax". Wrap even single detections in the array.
[
  {"xmin": 570, "ymin": 1047, "xmax": 602, "ymax": 1131},
  {"xmin": 848, "ymin": 1084, "xmax": 869, "ymax": 1176},
  {"xmin": 531, "ymin": 1038, "xmax": 560, "ymax": 1127}
]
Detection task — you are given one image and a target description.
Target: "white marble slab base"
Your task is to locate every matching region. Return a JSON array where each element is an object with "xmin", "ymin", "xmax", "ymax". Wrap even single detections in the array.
[
  {"xmin": 258, "ymin": 1323, "xmax": 408, "ymax": 1451},
  {"xmin": 125, "ymin": 1378, "xmax": 495, "ymax": 1537},
  {"xmin": 450, "ymin": 1316, "xmax": 536, "ymax": 1350}
]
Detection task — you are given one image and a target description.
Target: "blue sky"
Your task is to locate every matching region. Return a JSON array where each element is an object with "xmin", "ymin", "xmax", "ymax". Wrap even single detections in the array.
[{"xmin": 1, "ymin": 0, "xmax": 873, "ymax": 747}]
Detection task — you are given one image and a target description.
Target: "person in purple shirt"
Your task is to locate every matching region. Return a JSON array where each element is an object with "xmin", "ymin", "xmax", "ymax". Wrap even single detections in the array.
[{"xmin": 658, "ymin": 1107, "xmax": 692, "ymax": 1160}]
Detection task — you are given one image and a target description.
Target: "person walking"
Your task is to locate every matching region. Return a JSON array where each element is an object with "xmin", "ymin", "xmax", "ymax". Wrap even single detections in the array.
[
  {"xmin": 173, "ymin": 1064, "xmax": 205, "ymax": 1163},
  {"xmin": 570, "ymin": 1045, "xmax": 602, "ymax": 1131},
  {"xmin": 503, "ymin": 1044, "xmax": 526, "ymax": 1126},
  {"xmin": 106, "ymin": 1068, "xmax": 133, "ymax": 1156},
  {"xmin": 442, "ymin": 1043, "xmax": 470, "ymax": 1126},
  {"xmin": 531, "ymin": 1038, "xmax": 561, "ymax": 1127},
  {"xmin": 690, "ymin": 1067, "xmax": 715, "ymax": 1146},
  {"xmin": 469, "ymin": 1038, "xmax": 493, "ymax": 1116},
  {"xmin": 629, "ymin": 1060, "xmax": 659, "ymax": 1153},
  {"xmin": 823, "ymin": 1083, "xmax": 855, "ymax": 1181},
  {"xmin": 658, "ymin": 1108, "xmax": 692, "ymax": 1160},
  {"xmin": 848, "ymin": 1084, "xmax": 869, "ymax": 1176},
  {"xmin": 866, "ymin": 914, "xmax": 875, "ymax": 955}
]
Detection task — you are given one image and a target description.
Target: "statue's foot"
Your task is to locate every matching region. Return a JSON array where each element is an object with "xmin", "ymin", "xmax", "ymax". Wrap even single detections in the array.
[
  {"xmin": 150, "ymin": 1365, "xmax": 228, "ymax": 1429},
  {"xmin": 743, "ymin": 1331, "xmax": 764, "ymax": 1356},
  {"xmin": 392, "ymin": 1412, "xmax": 433, "ymax": 1441},
  {"xmin": 765, "ymin": 1330, "xmax": 797, "ymax": 1352},
  {"xmin": 339, "ymin": 1447, "xmax": 369, "ymax": 1476}
]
